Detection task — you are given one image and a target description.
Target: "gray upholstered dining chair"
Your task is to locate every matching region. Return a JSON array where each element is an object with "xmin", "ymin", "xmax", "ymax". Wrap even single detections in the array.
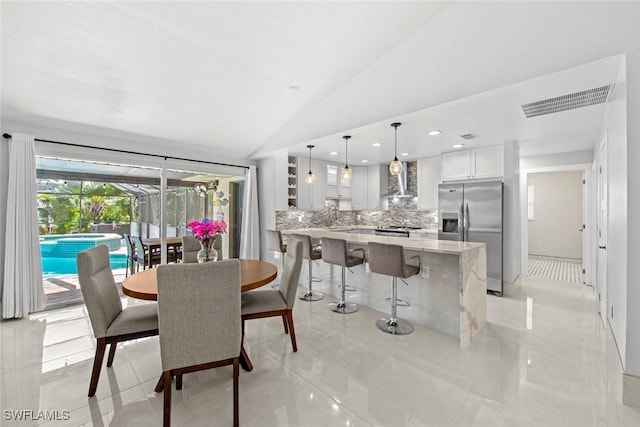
[
  {"xmin": 77, "ymin": 245, "xmax": 159, "ymax": 397},
  {"xmin": 181, "ymin": 234, "xmax": 223, "ymax": 263},
  {"xmin": 241, "ymin": 237, "xmax": 303, "ymax": 352},
  {"xmin": 156, "ymin": 260, "xmax": 241, "ymax": 427},
  {"xmin": 180, "ymin": 235, "xmax": 201, "ymax": 263}
]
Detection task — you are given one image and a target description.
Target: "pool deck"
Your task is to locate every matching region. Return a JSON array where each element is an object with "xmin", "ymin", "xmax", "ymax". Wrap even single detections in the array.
[{"xmin": 42, "ymin": 245, "xmax": 130, "ymax": 309}]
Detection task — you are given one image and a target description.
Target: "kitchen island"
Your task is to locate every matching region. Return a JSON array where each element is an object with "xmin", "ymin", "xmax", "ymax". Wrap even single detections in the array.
[{"xmin": 281, "ymin": 228, "xmax": 486, "ymax": 349}]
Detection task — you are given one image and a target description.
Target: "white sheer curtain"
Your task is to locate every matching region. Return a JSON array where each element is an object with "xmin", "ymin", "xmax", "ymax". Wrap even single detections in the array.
[
  {"xmin": 239, "ymin": 165, "xmax": 260, "ymax": 260},
  {"xmin": 2, "ymin": 133, "xmax": 45, "ymax": 318}
]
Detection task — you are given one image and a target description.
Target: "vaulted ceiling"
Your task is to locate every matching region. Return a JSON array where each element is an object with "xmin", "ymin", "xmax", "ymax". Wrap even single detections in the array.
[{"xmin": 2, "ymin": 2, "xmax": 639, "ymax": 166}]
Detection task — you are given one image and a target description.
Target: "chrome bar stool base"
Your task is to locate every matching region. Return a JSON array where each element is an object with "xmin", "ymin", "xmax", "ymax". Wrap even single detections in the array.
[
  {"xmin": 376, "ymin": 317, "xmax": 414, "ymax": 335},
  {"xmin": 385, "ymin": 297, "xmax": 410, "ymax": 307},
  {"xmin": 329, "ymin": 301, "xmax": 359, "ymax": 314},
  {"xmin": 298, "ymin": 291, "xmax": 324, "ymax": 302}
]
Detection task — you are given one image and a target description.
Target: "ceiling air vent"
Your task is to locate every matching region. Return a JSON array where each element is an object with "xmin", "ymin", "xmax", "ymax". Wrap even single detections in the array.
[
  {"xmin": 521, "ymin": 84, "xmax": 612, "ymax": 118},
  {"xmin": 459, "ymin": 133, "xmax": 477, "ymax": 140}
]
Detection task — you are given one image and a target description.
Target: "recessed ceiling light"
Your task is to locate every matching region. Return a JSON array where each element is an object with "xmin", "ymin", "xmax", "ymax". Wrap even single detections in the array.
[
  {"xmin": 372, "ymin": 142, "xmax": 382, "ymax": 147},
  {"xmin": 329, "ymin": 151, "xmax": 338, "ymax": 156},
  {"xmin": 361, "ymin": 159, "xmax": 369, "ymax": 163},
  {"xmin": 453, "ymin": 144, "xmax": 465, "ymax": 148},
  {"xmin": 400, "ymin": 152, "xmax": 409, "ymax": 156},
  {"xmin": 286, "ymin": 85, "xmax": 300, "ymax": 94},
  {"xmin": 428, "ymin": 130, "xmax": 441, "ymax": 136}
]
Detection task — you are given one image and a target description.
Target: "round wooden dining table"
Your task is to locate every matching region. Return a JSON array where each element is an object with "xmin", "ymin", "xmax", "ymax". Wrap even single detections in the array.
[
  {"xmin": 122, "ymin": 259, "xmax": 277, "ymax": 379},
  {"xmin": 122, "ymin": 259, "xmax": 277, "ymax": 301}
]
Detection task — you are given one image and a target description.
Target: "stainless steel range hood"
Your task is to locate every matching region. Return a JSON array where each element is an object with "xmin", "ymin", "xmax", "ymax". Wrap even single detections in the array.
[{"xmin": 386, "ymin": 162, "xmax": 416, "ymax": 198}]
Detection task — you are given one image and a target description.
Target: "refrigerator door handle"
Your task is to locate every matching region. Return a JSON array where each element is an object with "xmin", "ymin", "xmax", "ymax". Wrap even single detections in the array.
[
  {"xmin": 463, "ymin": 202, "xmax": 469, "ymax": 241},
  {"xmin": 458, "ymin": 202, "xmax": 464, "ymax": 241}
]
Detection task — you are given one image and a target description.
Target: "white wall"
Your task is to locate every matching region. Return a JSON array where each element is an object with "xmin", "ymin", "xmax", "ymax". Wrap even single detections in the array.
[
  {"xmin": 528, "ymin": 171, "xmax": 583, "ymax": 259},
  {"xmin": 624, "ymin": 48, "xmax": 640, "ymax": 377},
  {"xmin": 257, "ymin": 157, "xmax": 277, "ymax": 263},
  {"xmin": 1, "ymin": 120, "xmax": 254, "ymax": 174},
  {"xmin": 521, "ymin": 150, "xmax": 593, "ymax": 170},
  {"xmin": 503, "ymin": 140, "xmax": 521, "ymax": 284},
  {"xmin": 601, "ymin": 56, "xmax": 628, "ymax": 369}
]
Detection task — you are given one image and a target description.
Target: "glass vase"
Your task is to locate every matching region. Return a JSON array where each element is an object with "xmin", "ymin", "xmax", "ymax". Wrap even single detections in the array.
[{"xmin": 197, "ymin": 240, "xmax": 218, "ymax": 263}]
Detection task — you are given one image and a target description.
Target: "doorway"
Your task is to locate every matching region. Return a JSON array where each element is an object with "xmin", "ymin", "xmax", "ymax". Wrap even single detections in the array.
[
  {"xmin": 520, "ymin": 163, "xmax": 593, "ymax": 286},
  {"xmin": 527, "ymin": 170, "xmax": 584, "ymax": 283}
]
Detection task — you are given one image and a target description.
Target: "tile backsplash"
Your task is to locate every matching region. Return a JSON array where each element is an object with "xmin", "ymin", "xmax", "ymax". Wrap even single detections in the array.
[
  {"xmin": 276, "ymin": 161, "xmax": 438, "ymax": 231},
  {"xmin": 276, "ymin": 199, "xmax": 437, "ymax": 231}
]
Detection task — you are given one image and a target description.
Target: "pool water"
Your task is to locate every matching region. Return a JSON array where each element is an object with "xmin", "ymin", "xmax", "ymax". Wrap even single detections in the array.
[{"xmin": 42, "ymin": 254, "xmax": 128, "ymax": 279}]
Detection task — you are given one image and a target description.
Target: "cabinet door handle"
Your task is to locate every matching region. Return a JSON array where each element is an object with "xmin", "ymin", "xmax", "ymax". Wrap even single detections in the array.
[{"xmin": 599, "ymin": 245, "xmax": 607, "ymax": 250}]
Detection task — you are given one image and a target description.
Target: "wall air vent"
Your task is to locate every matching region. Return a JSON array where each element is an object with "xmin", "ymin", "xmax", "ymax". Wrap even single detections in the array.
[
  {"xmin": 459, "ymin": 133, "xmax": 477, "ymax": 140},
  {"xmin": 521, "ymin": 84, "xmax": 612, "ymax": 118}
]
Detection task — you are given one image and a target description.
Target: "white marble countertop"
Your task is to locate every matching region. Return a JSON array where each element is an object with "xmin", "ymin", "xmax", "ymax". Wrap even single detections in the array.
[{"xmin": 281, "ymin": 228, "xmax": 484, "ymax": 255}]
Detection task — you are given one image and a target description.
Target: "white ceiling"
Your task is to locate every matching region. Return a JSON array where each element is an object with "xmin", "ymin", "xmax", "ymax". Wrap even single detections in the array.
[{"xmin": 2, "ymin": 2, "xmax": 639, "ymax": 166}]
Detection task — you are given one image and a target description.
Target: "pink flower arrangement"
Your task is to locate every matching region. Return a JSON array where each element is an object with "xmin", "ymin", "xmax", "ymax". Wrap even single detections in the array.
[{"xmin": 187, "ymin": 218, "xmax": 227, "ymax": 245}]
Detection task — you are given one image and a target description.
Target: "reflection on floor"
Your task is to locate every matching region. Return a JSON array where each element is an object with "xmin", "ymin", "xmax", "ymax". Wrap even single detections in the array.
[
  {"xmin": 2, "ymin": 274, "xmax": 639, "ymax": 426},
  {"xmin": 528, "ymin": 255, "xmax": 583, "ymax": 284}
]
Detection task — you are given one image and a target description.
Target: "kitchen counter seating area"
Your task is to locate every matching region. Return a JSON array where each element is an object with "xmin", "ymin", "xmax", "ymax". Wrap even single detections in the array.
[{"xmin": 281, "ymin": 228, "xmax": 487, "ymax": 349}]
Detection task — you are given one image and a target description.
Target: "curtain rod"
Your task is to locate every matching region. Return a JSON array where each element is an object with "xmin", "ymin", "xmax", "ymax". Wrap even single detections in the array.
[{"xmin": 2, "ymin": 133, "xmax": 250, "ymax": 170}]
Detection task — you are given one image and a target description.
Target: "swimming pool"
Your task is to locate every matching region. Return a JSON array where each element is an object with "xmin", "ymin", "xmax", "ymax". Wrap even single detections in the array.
[
  {"xmin": 40, "ymin": 233, "xmax": 122, "ymax": 257},
  {"xmin": 40, "ymin": 233, "xmax": 127, "ymax": 278},
  {"xmin": 42, "ymin": 254, "xmax": 128, "ymax": 279}
]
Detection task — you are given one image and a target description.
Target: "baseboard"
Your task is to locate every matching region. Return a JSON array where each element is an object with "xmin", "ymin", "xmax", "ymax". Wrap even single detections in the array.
[{"xmin": 623, "ymin": 373, "xmax": 640, "ymax": 408}]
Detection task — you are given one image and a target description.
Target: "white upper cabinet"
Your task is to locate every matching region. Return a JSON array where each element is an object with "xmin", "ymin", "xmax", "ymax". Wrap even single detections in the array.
[
  {"xmin": 417, "ymin": 156, "xmax": 441, "ymax": 210},
  {"xmin": 471, "ymin": 145, "xmax": 503, "ymax": 178},
  {"xmin": 310, "ymin": 159, "xmax": 326, "ymax": 210},
  {"xmin": 326, "ymin": 164, "xmax": 338, "ymax": 198},
  {"xmin": 442, "ymin": 150, "xmax": 472, "ymax": 181},
  {"xmin": 442, "ymin": 145, "xmax": 503, "ymax": 181},
  {"xmin": 367, "ymin": 164, "xmax": 387, "ymax": 210},
  {"xmin": 339, "ymin": 172, "xmax": 351, "ymax": 199},
  {"xmin": 350, "ymin": 166, "xmax": 368, "ymax": 210},
  {"xmin": 297, "ymin": 157, "xmax": 325, "ymax": 211},
  {"xmin": 326, "ymin": 163, "xmax": 352, "ymax": 200}
]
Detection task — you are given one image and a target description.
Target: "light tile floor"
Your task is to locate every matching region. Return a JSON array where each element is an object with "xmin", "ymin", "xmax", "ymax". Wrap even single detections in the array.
[{"xmin": 1, "ymin": 275, "xmax": 640, "ymax": 426}]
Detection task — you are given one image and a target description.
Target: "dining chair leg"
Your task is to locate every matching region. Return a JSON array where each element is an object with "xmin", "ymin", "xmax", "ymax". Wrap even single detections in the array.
[
  {"xmin": 233, "ymin": 358, "xmax": 239, "ymax": 427},
  {"xmin": 106, "ymin": 342, "xmax": 117, "ymax": 367},
  {"xmin": 176, "ymin": 374, "xmax": 183, "ymax": 390},
  {"xmin": 88, "ymin": 338, "xmax": 106, "ymax": 397},
  {"xmin": 154, "ymin": 375, "xmax": 164, "ymax": 393},
  {"xmin": 286, "ymin": 310, "xmax": 297, "ymax": 352},
  {"xmin": 163, "ymin": 371, "xmax": 172, "ymax": 427},
  {"xmin": 282, "ymin": 314, "xmax": 289, "ymax": 334}
]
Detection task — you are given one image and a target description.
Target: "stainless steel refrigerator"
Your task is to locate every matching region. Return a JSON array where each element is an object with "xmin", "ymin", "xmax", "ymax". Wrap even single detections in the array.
[{"xmin": 438, "ymin": 181, "xmax": 503, "ymax": 295}]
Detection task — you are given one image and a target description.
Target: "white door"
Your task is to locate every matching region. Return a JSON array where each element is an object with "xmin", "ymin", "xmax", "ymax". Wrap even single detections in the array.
[{"xmin": 596, "ymin": 135, "xmax": 608, "ymax": 324}]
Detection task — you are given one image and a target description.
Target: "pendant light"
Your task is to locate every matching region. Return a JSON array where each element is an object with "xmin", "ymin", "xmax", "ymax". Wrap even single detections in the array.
[
  {"xmin": 389, "ymin": 122, "xmax": 403, "ymax": 176},
  {"xmin": 340, "ymin": 135, "xmax": 352, "ymax": 180},
  {"xmin": 304, "ymin": 145, "xmax": 316, "ymax": 184}
]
